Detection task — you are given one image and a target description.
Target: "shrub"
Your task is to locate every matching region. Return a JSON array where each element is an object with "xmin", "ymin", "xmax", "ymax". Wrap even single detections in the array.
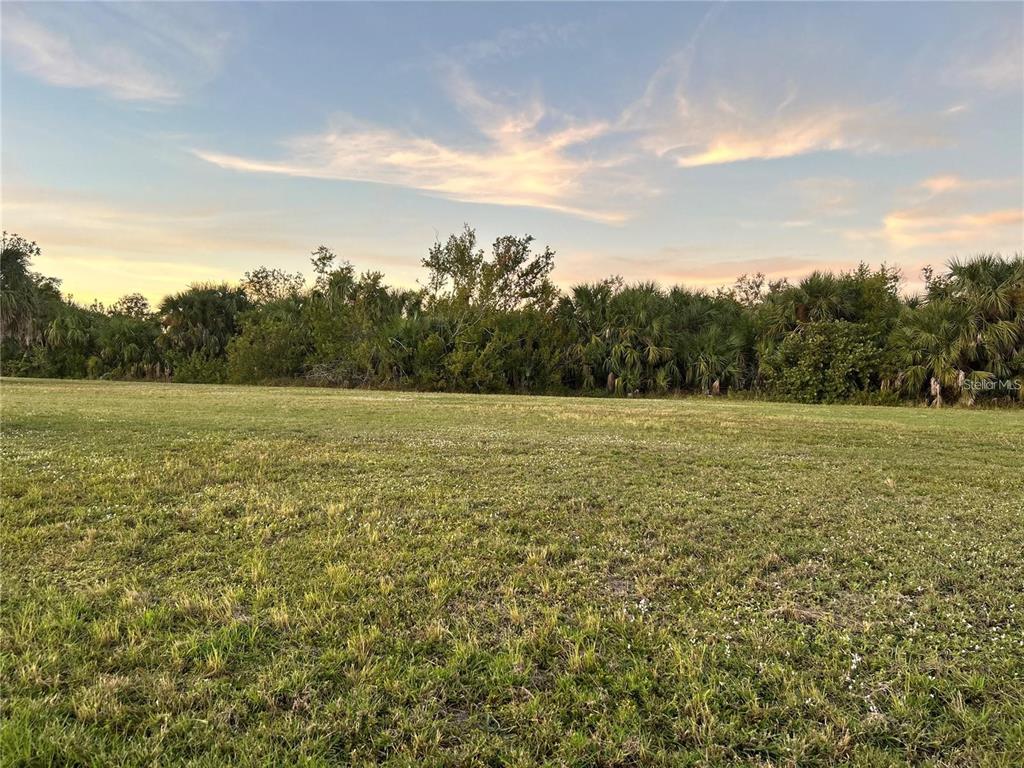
[
  {"xmin": 761, "ymin": 321, "xmax": 884, "ymax": 403},
  {"xmin": 172, "ymin": 352, "xmax": 227, "ymax": 384},
  {"xmin": 227, "ymin": 302, "xmax": 310, "ymax": 384}
]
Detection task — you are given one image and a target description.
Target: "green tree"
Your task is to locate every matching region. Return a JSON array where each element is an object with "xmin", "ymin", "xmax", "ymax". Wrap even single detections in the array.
[
  {"xmin": 109, "ymin": 293, "xmax": 152, "ymax": 319},
  {"xmin": 97, "ymin": 314, "xmax": 162, "ymax": 378},
  {"xmin": 41, "ymin": 306, "xmax": 96, "ymax": 378},
  {"xmin": 605, "ymin": 283, "xmax": 678, "ymax": 394},
  {"xmin": 227, "ymin": 298, "xmax": 311, "ymax": 383},
  {"xmin": 241, "ymin": 267, "xmax": 305, "ymax": 306},
  {"xmin": 893, "ymin": 254, "xmax": 1023, "ymax": 405},
  {"xmin": 158, "ymin": 284, "xmax": 249, "ymax": 381},
  {"xmin": 422, "ymin": 226, "xmax": 556, "ymax": 312},
  {"xmin": 562, "ymin": 279, "xmax": 618, "ymax": 390},
  {"xmin": 1, "ymin": 232, "xmax": 42, "ymax": 347},
  {"xmin": 761, "ymin": 322, "xmax": 885, "ymax": 403}
]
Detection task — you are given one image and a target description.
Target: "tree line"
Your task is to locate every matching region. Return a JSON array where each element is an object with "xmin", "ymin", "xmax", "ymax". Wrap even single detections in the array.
[{"xmin": 2, "ymin": 228, "xmax": 1022, "ymax": 406}]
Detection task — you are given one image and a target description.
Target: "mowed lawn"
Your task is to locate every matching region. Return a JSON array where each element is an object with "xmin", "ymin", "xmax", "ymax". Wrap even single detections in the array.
[{"xmin": 1, "ymin": 380, "xmax": 1022, "ymax": 767}]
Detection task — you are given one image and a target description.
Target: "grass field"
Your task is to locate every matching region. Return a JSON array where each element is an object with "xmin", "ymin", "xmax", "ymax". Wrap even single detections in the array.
[{"xmin": 1, "ymin": 379, "xmax": 1022, "ymax": 766}]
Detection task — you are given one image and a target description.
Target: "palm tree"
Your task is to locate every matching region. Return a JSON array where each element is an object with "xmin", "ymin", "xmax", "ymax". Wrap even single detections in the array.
[
  {"xmin": 1, "ymin": 233, "xmax": 42, "ymax": 346},
  {"xmin": 565, "ymin": 280, "xmax": 616, "ymax": 390},
  {"xmin": 606, "ymin": 283, "xmax": 678, "ymax": 394},
  {"xmin": 946, "ymin": 254, "xmax": 1024, "ymax": 383},
  {"xmin": 687, "ymin": 325, "xmax": 743, "ymax": 395},
  {"xmin": 45, "ymin": 309, "xmax": 90, "ymax": 351},
  {"xmin": 98, "ymin": 315, "xmax": 162, "ymax": 378},
  {"xmin": 667, "ymin": 289, "xmax": 752, "ymax": 394},
  {"xmin": 891, "ymin": 300, "xmax": 980, "ymax": 406},
  {"xmin": 757, "ymin": 272, "xmax": 847, "ymax": 338},
  {"xmin": 158, "ymin": 284, "xmax": 250, "ymax": 364},
  {"xmin": 895, "ymin": 254, "xmax": 1024, "ymax": 404},
  {"xmin": 946, "ymin": 254, "xmax": 1022, "ymax": 319},
  {"xmin": 797, "ymin": 271, "xmax": 847, "ymax": 323}
]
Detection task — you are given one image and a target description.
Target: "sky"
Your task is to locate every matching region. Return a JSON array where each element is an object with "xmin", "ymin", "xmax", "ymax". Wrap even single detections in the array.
[{"xmin": 1, "ymin": 1, "xmax": 1022, "ymax": 305}]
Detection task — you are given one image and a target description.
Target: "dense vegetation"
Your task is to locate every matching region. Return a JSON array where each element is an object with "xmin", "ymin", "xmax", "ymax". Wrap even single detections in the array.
[
  {"xmin": 2, "ymin": 229, "xmax": 1022, "ymax": 405},
  {"xmin": 2, "ymin": 380, "xmax": 1021, "ymax": 764}
]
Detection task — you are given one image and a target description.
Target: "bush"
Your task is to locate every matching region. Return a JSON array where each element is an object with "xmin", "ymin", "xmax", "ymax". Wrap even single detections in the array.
[
  {"xmin": 412, "ymin": 332, "xmax": 447, "ymax": 390},
  {"xmin": 172, "ymin": 352, "xmax": 227, "ymax": 384},
  {"xmin": 226, "ymin": 302, "xmax": 310, "ymax": 384},
  {"xmin": 761, "ymin": 321, "xmax": 884, "ymax": 403}
]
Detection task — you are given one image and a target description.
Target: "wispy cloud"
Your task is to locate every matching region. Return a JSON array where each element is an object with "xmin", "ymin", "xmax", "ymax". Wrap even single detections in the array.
[
  {"xmin": 629, "ymin": 83, "xmax": 944, "ymax": 168},
  {"xmin": 790, "ymin": 177, "xmax": 861, "ymax": 218},
  {"xmin": 0, "ymin": 4, "xmax": 228, "ymax": 103},
  {"xmin": 768, "ymin": 176, "xmax": 867, "ymax": 232},
  {"xmin": 195, "ymin": 67, "xmax": 635, "ymax": 224},
  {"xmin": 194, "ymin": 7, "xmax": 949, "ymax": 224},
  {"xmin": 918, "ymin": 174, "xmax": 1016, "ymax": 196},
  {"xmin": 883, "ymin": 208, "xmax": 1023, "ymax": 249},
  {"xmin": 668, "ymin": 108, "xmax": 930, "ymax": 168},
  {"xmin": 4, "ymin": 185, "xmax": 301, "ymax": 258},
  {"xmin": 944, "ymin": 28, "xmax": 1024, "ymax": 91},
  {"xmin": 192, "ymin": 0, "xmax": 994, "ymax": 227},
  {"xmin": 618, "ymin": 5, "xmax": 947, "ymax": 168},
  {"xmin": 2, "ymin": 10, "xmax": 178, "ymax": 102},
  {"xmin": 919, "ymin": 175, "xmax": 964, "ymax": 195},
  {"xmin": 842, "ymin": 174, "xmax": 1023, "ymax": 250},
  {"xmin": 454, "ymin": 22, "xmax": 580, "ymax": 62}
]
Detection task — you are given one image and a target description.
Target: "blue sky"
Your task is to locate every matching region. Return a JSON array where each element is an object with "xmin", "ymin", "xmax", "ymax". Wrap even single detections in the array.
[{"xmin": 2, "ymin": 2, "xmax": 1021, "ymax": 304}]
